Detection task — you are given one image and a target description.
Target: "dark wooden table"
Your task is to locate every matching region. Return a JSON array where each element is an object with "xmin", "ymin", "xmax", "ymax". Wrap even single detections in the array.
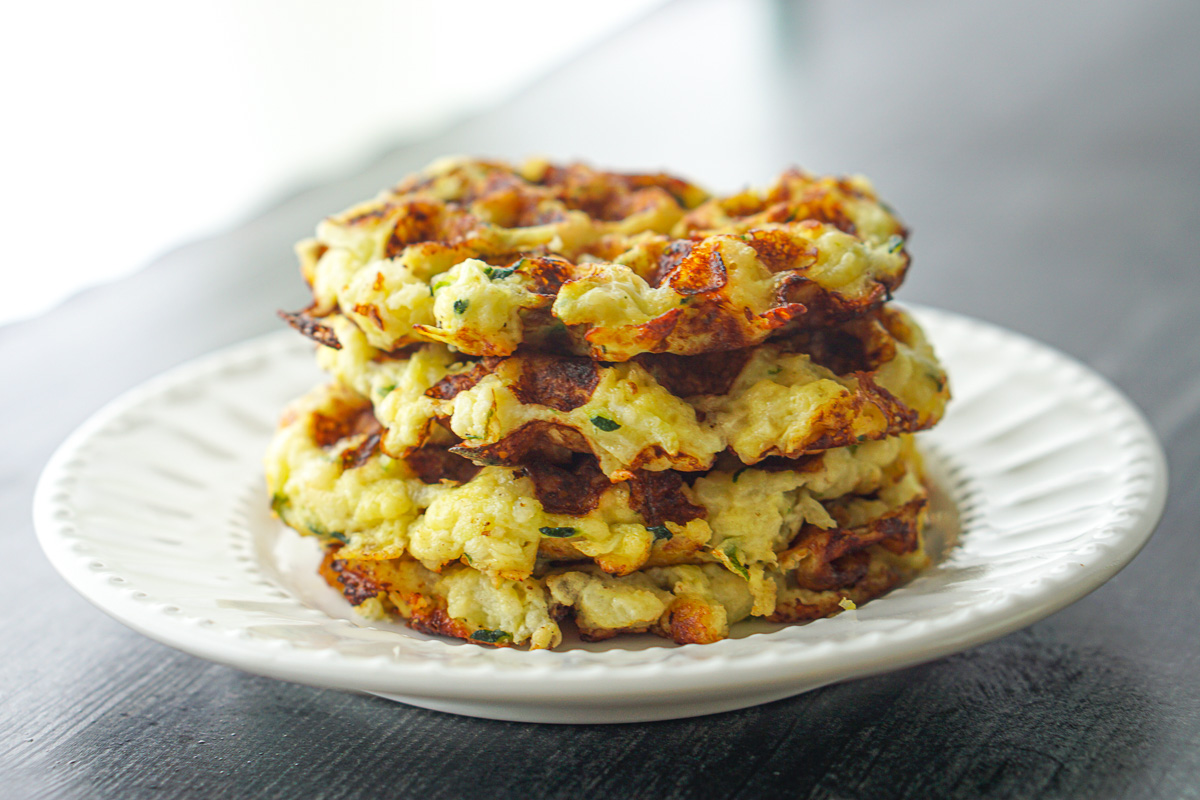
[{"xmin": 4, "ymin": 1, "xmax": 1199, "ymax": 797}]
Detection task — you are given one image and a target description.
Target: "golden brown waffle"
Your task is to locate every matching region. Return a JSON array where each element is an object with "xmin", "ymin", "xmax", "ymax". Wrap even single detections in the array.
[
  {"xmin": 314, "ymin": 488, "xmax": 927, "ymax": 649},
  {"xmin": 312, "ymin": 305, "xmax": 947, "ymax": 479},
  {"xmin": 266, "ymin": 381, "xmax": 926, "ymax": 597},
  {"xmin": 288, "ymin": 158, "xmax": 910, "ymax": 361}
]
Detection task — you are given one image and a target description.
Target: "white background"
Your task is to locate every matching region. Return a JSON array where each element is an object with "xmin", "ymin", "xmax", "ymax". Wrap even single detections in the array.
[{"xmin": 0, "ymin": 0, "xmax": 664, "ymax": 326}]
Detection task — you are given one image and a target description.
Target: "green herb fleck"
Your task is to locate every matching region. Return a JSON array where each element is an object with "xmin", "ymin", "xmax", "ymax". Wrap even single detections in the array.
[
  {"xmin": 270, "ymin": 493, "xmax": 290, "ymax": 516},
  {"xmin": 647, "ymin": 525, "xmax": 672, "ymax": 542},
  {"xmin": 732, "ymin": 467, "xmax": 748, "ymax": 483},
  {"xmin": 470, "ymin": 629, "xmax": 512, "ymax": 644},
  {"xmin": 539, "ymin": 526, "xmax": 578, "ymax": 538},
  {"xmin": 378, "ymin": 383, "xmax": 396, "ymax": 397},
  {"xmin": 721, "ymin": 543, "xmax": 749, "ymax": 580},
  {"xmin": 431, "ymin": 278, "xmax": 451, "ymax": 294},
  {"xmin": 484, "ymin": 259, "xmax": 523, "ymax": 280},
  {"xmin": 590, "ymin": 415, "xmax": 621, "ymax": 432},
  {"xmin": 856, "ymin": 434, "xmax": 868, "ymax": 442},
  {"xmin": 680, "ymin": 297, "xmax": 691, "ymax": 305},
  {"xmin": 885, "ymin": 234, "xmax": 904, "ymax": 254},
  {"xmin": 307, "ymin": 523, "xmax": 347, "ymax": 544},
  {"xmin": 453, "ymin": 298, "xmax": 469, "ymax": 315},
  {"xmin": 767, "ymin": 366, "xmax": 782, "ymax": 376}
]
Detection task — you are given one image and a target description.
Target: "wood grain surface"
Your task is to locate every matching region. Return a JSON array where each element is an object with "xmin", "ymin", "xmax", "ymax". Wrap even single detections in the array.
[{"xmin": 4, "ymin": 1, "xmax": 1199, "ymax": 797}]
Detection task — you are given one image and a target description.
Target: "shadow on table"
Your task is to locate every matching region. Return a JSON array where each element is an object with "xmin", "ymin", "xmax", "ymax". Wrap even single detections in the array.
[{"xmin": 31, "ymin": 631, "xmax": 1160, "ymax": 800}]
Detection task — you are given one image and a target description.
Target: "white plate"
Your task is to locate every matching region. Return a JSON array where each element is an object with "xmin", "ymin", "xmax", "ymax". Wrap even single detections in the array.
[{"xmin": 33, "ymin": 308, "xmax": 1167, "ymax": 724}]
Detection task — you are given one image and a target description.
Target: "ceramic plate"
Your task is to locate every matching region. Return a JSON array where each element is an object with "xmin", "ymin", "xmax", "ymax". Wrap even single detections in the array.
[{"xmin": 33, "ymin": 307, "xmax": 1167, "ymax": 723}]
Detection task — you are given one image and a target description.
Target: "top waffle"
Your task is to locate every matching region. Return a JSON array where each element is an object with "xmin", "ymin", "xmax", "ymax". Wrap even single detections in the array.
[{"xmin": 288, "ymin": 158, "xmax": 910, "ymax": 361}]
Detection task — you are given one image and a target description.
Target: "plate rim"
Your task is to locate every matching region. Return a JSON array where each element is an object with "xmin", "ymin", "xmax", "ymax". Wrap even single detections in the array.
[{"xmin": 33, "ymin": 306, "xmax": 1170, "ymax": 708}]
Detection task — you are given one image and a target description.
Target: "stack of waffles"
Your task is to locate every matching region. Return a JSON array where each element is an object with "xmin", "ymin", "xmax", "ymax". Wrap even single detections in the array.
[{"xmin": 265, "ymin": 158, "xmax": 949, "ymax": 649}]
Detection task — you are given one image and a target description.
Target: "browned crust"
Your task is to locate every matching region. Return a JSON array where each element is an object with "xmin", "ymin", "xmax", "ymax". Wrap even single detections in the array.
[
  {"xmin": 352, "ymin": 302, "xmax": 386, "ymax": 331},
  {"xmin": 381, "ymin": 199, "xmax": 452, "ymax": 254},
  {"xmin": 534, "ymin": 162, "xmax": 708, "ymax": 219},
  {"xmin": 278, "ymin": 309, "xmax": 341, "ymax": 350},
  {"xmin": 744, "ymin": 372, "xmax": 930, "ymax": 459},
  {"xmin": 742, "ymin": 227, "xmax": 820, "ymax": 273},
  {"xmin": 780, "ymin": 312, "xmax": 896, "ymax": 374},
  {"xmin": 309, "ymin": 395, "xmax": 376, "ymax": 449},
  {"xmin": 780, "ymin": 496, "xmax": 926, "ymax": 592},
  {"xmin": 778, "ymin": 277, "xmax": 893, "ymax": 328},
  {"xmin": 340, "ymin": 430, "xmax": 382, "ymax": 471},
  {"xmin": 627, "ymin": 469, "xmax": 706, "ymax": 527},
  {"xmin": 406, "ymin": 446, "xmax": 482, "ymax": 485},
  {"xmin": 317, "ymin": 550, "xmax": 506, "ymax": 647},
  {"xmin": 635, "ymin": 348, "xmax": 753, "ymax": 397},
  {"xmin": 520, "ymin": 256, "xmax": 575, "ymax": 296},
  {"xmin": 512, "ymin": 354, "xmax": 599, "ymax": 411},
  {"xmin": 678, "ymin": 168, "xmax": 904, "ymax": 238},
  {"xmin": 450, "ymin": 425, "xmax": 714, "ymax": 518},
  {"xmin": 320, "ymin": 547, "xmax": 385, "ymax": 606},
  {"xmin": 744, "ymin": 452, "xmax": 826, "ymax": 474},
  {"xmin": 424, "ymin": 358, "xmax": 502, "ymax": 400},
  {"xmin": 450, "ymin": 420, "xmax": 592, "ymax": 466},
  {"xmin": 450, "ymin": 420, "xmax": 713, "ymax": 475},
  {"xmin": 858, "ymin": 374, "xmax": 921, "ymax": 431},
  {"xmin": 647, "ymin": 239, "xmax": 696, "ymax": 287},
  {"xmin": 664, "ymin": 240, "xmax": 728, "ymax": 295},
  {"xmin": 523, "ymin": 457, "xmax": 610, "ymax": 516},
  {"xmin": 406, "ymin": 603, "xmax": 478, "ymax": 643},
  {"xmin": 662, "ymin": 596, "xmax": 727, "ymax": 645},
  {"xmin": 768, "ymin": 562, "xmax": 903, "ymax": 623},
  {"xmin": 585, "ymin": 295, "xmax": 807, "ymax": 359}
]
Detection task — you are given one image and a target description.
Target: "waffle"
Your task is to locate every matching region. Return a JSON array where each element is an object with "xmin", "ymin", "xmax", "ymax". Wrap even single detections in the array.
[
  {"xmin": 312, "ymin": 305, "xmax": 947, "ymax": 479},
  {"xmin": 266, "ymin": 382, "xmax": 923, "ymax": 595},
  {"xmin": 315, "ymin": 486, "xmax": 926, "ymax": 648},
  {"xmin": 287, "ymin": 158, "xmax": 909, "ymax": 361}
]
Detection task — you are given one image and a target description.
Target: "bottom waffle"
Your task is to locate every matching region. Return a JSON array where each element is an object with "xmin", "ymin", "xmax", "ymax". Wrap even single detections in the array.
[{"xmin": 316, "ymin": 481, "xmax": 929, "ymax": 650}]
